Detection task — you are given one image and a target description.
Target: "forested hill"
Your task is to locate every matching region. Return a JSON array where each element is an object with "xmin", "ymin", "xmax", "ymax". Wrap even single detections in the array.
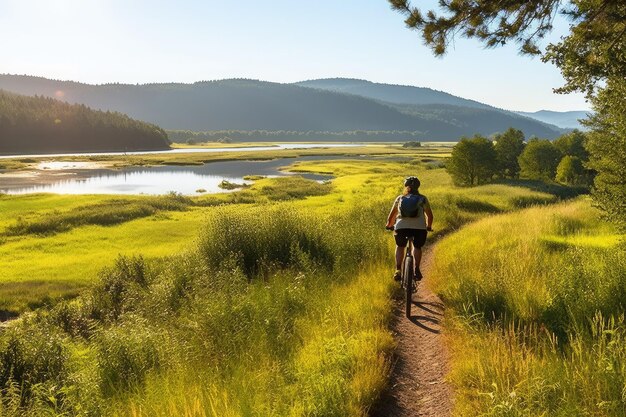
[
  {"xmin": 515, "ymin": 110, "xmax": 590, "ymax": 130},
  {"xmin": 0, "ymin": 90, "xmax": 169, "ymax": 155},
  {"xmin": 0, "ymin": 75, "xmax": 563, "ymax": 140},
  {"xmin": 295, "ymin": 78, "xmax": 492, "ymax": 109}
]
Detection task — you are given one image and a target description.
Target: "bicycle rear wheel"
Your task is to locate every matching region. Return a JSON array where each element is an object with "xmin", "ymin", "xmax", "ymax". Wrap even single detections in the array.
[{"xmin": 403, "ymin": 256, "xmax": 414, "ymax": 318}]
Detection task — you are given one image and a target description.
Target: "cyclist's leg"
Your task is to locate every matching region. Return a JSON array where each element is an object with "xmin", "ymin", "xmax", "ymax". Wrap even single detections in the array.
[
  {"xmin": 412, "ymin": 246, "xmax": 422, "ymax": 272},
  {"xmin": 412, "ymin": 230, "xmax": 428, "ymax": 279},
  {"xmin": 393, "ymin": 230, "xmax": 409, "ymax": 280},
  {"xmin": 395, "ymin": 247, "xmax": 404, "ymax": 271}
]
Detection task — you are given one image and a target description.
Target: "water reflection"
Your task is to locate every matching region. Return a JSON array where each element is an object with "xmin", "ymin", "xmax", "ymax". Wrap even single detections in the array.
[{"xmin": 0, "ymin": 157, "xmax": 336, "ymax": 195}]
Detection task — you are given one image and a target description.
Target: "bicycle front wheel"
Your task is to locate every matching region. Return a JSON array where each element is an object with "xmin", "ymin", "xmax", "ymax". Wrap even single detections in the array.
[{"xmin": 403, "ymin": 256, "xmax": 414, "ymax": 318}]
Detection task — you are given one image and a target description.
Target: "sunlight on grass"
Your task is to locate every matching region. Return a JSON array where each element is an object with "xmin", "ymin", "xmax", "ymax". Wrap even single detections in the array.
[
  {"xmin": 0, "ymin": 155, "xmax": 578, "ymax": 313},
  {"xmin": 541, "ymin": 233, "xmax": 624, "ymax": 249},
  {"xmin": 0, "ymin": 150, "xmax": 597, "ymax": 415},
  {"xmin": 429, "ymin": 197, "xmax": 626, "ymax": 416}
]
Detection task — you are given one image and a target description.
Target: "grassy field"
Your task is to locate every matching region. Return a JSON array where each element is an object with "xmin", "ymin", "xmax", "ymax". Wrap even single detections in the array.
[
  {"xmin": 0, "ymin": 149, "xmax": 590, "ymax": 416},
  {"xmin": 0, "ymin": 154, "xmax": 562, "ymax": 313},
  {"xmin": 0, "ymin": 148, "xmax": 555, "ymax": 313},
  {"xmin": 429, "ymin": 198, "xmax": 626, "ymax": 416},
  {"xmin": 0, "ymin": 144, "xmax": 452, "ymax": 171}
]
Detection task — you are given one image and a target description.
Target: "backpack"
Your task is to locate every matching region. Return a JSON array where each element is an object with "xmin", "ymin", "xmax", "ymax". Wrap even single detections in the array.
[{"xmin": 399, "ymin": 194, "xmax": 424, "ymax": 218}]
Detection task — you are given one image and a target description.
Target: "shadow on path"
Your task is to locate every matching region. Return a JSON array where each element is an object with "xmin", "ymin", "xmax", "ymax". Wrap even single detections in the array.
[{"xmin": 407, "ymin": 299, "xmax": 445, "ymax": 333}]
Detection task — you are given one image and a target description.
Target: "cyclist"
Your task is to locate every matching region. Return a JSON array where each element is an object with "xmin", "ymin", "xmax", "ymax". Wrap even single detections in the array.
[{"xmin": 385, "ymin": 176, "xmax": 433, "ymax": 281}]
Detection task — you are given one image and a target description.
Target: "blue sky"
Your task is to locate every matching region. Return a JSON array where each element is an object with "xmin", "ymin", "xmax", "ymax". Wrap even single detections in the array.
[{"xmin": 0, "ymin": 0, "xmax": 589, "ymax": 111}]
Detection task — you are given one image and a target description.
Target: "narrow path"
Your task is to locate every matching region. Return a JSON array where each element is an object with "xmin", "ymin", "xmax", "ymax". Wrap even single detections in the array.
[{"xmin": 372, "ymin": 248, "xmax": 454, "ymax": 417}]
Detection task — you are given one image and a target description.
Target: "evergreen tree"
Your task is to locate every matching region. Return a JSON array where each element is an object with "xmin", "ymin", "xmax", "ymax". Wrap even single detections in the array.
[{"xmin": 493, "ymin": 127, "xmax": 525, "ymax": 178}]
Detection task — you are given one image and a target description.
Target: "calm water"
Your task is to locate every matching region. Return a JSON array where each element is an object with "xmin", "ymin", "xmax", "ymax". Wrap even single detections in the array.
[
  {"xmin": 0, "ymin": 157, "xmax": 340, "ymax": 195},
  {"xmin": 0, "ymin": 143, "xmax": 359, "ymax": 160}
]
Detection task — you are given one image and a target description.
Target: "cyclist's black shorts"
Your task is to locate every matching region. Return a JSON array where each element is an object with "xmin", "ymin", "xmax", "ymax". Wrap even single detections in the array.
[{"xmin": 394, "ymin": 228, "xmax": 427, "ymax": 248}]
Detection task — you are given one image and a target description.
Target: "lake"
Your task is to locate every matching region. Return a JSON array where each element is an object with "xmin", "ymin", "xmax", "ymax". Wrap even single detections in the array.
[
  {"xmin": 0, "ymin": 156, "xmax": 343, "ymax": 195},
  {"xmin": 0, "ymin": 143, "xmax": 360, "ymax": 160}
]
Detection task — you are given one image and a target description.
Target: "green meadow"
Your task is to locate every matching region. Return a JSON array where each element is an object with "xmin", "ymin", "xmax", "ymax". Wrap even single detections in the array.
[
  {"xmin": 0, "ymin": 148, "xmax": 612, "ymax": 416},
  {"xmin": 430, "ymin": 198, "xmax": 626, "ymax": 416}
]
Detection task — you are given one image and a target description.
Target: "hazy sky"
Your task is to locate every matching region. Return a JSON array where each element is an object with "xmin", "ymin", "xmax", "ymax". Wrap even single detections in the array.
[{"xmin": 0, "ymin": 0, "xmax": 589, "ymax": 111}]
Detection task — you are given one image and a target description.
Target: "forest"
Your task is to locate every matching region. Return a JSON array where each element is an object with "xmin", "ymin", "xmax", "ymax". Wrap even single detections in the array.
[
  {"xmin": 167, "ymin": 129, "xmax": 427, "ymax": 143},
  {"xmin": 0, "ymin": 90, "xmax": 170, "ymax": 155}
]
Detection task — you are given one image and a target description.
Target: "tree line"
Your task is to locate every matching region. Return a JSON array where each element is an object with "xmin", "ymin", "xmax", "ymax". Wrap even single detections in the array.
[
  {"xmin": 388, "ymin": 0, "xmax": 624, "ymax": 230},
  {"xmin": 167, "ymin": 129, "xmax": 427, "ymax": 143},
  {"xmin": 0, "ymin": 90, "xmax": 170, "ymax": 154},
  {"xmin": 447, "ymin": 128, "xmax": 592, "ymax": 187}
]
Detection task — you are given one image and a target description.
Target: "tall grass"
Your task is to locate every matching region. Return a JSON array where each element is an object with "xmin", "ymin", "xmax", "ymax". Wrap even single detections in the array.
[
  {"xmin": 0, "ymin": 200, "xmax": 395, "ymax": 416},
  {"xmin": 430, "ymin": 198, "xmax": 626, "ymax": 416}
]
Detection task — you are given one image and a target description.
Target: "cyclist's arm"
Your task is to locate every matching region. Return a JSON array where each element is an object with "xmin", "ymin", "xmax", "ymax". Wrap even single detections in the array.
[
  {"xmin": 424, "ymin": 204, "xmax": 434, "ymax": 230},
  {"xmin": 386, "ymin": 201, "xmax": 398, "ymax": 228}
]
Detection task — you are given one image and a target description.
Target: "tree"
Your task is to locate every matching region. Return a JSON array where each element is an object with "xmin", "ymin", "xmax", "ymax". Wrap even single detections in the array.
[
  {"xmin": 584, "ymin": 80, "xmax": 626, "ymax": 230},
  {"xmin": 447, "ymin": 135, "xmax": 497, "ymax": 186},
  {"xmin": 388, "ymin": 1, "xmax": 625, "ymax": 95},
  {"xmin": 556, "ymin": 155, "xmax": 585, "ymax": 184},
  {"xmin": 518, "ymin": 139, "xmax": 562, "ymax": 181},
  {"xmin": 553, "ymin": 129, "xmax": 588, "ymax": 161},
  {"xmin": 389, "ymin": 0, "xmax": 625, "ymax": 226},
  {"xmin": 493, "ymin": 127, "xmax": 525, "ymax": 178}
]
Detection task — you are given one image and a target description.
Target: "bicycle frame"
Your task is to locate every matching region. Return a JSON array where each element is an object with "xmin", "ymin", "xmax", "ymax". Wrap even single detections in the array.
[{"xmin": 402, "ymin": 236, "xmax": 415, "ymax": 318}]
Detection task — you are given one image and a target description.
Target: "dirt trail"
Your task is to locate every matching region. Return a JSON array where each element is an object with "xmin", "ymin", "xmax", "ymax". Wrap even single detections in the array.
[{"xmin": 372, "ymin": 248, "xmax": 454, "ymax": 417}]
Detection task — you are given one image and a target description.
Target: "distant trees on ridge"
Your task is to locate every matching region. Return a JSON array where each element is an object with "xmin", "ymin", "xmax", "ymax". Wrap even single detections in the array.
[{"xmin": 0, "ymin": 90, "xmax": 170, "ymax": 154}]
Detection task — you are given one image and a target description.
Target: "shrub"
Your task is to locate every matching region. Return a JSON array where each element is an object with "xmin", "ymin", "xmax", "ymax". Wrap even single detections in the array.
[
  {"xmin": 218, "ymin": 180, "xmax": 246, "ymax": 190},
  {"xmin": 89, "ymin": 256, "xmax": 150, "ymax": 322},
  {"xmin": 198, "ymin": 207, "xmax": 335, "ymax": 277},
  {"xmin": 96, "ymin": 319, "xmax": 162, "ymax": 395},
  {"xmin": 0, "ymin": 324, "xmax": 69, "ymax": 405}
]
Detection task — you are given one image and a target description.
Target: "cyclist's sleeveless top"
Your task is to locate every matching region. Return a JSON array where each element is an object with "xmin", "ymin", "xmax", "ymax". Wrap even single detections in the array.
[{"xmin": 394, "ymin": 193, "xmax": 429, "ymax": 230}]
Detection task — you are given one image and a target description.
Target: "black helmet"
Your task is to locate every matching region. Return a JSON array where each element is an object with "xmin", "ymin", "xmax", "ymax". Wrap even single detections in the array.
[{"xmin": 404, "ymin": 176, "xmax": 420, "ymax": 189}]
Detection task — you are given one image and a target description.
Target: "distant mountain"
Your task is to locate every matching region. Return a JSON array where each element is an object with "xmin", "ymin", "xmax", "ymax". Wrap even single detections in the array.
[
  {"xmin": 0, "ymin": 74, "xmax": 564, "ymax": 141},
  {"xmin": 295, "ymin": 78, "xmax": 492, "ymax": 109},
  {"xmin": 390, "ymin": 103, "xmax": 565, "ymax": 139},
  {"xmin": 0, "ymin": 90, "xmax": 169, "ymax": 155},
  {"xmin": 515, "ymin": 110, "xmax": 591, "ymax": 130}
]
